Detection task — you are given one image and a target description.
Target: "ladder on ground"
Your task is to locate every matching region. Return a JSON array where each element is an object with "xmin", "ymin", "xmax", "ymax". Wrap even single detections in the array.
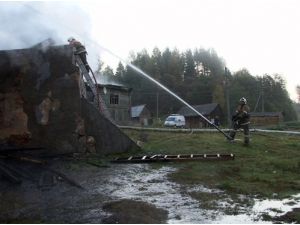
[
  {"xmin": 111, "ymin": 153, "xmax": 235, "ymax": 163},
  {"xmin": 74, "ymin": 55, "xmax": 113, "ymax": 122}
]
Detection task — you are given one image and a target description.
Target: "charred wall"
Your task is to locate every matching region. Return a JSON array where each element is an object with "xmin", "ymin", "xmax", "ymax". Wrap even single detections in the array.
[{"xmin": 0, "ymin": 44, "xmax": 138, "ymax": 154}]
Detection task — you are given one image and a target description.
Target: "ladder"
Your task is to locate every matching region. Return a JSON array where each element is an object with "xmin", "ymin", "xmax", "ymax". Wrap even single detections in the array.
[
  {"xmin": 111, "ymin": 153, "xmax": 235, "ymax": 163},
  {"xmin": 74, "ymin": 55, "xmax": 113, "ymax": 122}
]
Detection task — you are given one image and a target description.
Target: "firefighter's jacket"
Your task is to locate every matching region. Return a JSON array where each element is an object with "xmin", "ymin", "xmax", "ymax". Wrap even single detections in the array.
[
  {"xmin": 70, "ymin": 40, "xmax": 87, "ymax": 54},
  {"xmin": 232, "ymin": 104, "xmax": 250, "ymax": 125}
]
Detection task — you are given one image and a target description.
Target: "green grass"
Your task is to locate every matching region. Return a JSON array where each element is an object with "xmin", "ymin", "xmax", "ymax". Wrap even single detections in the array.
[{"xmin": 123, "ymin": 129, "xmax": 300, "ymax": 198}]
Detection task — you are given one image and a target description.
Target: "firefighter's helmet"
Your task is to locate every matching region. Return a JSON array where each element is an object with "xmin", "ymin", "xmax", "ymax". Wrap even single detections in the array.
[
  {"xmin": 239, "ymin": 97, "xmax": 247, "ymax": 105},
  {"xmin": 67, "ymin": 37, "xmax": 75, "ymax": 42}
]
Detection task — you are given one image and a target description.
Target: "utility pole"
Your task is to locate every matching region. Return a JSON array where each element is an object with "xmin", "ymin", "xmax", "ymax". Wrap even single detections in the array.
[
  {"xmin": 156, "ymin": 91, "xmax": 159, "ymax": 120},
  {"xmin": 253, "ymin": 93, "xmax": 261, "ymax": 112},
  {"xmin": 261, "ymin": 80, "xmax": 265, "ymax": 113},
  {"xmin": 225, "ymin": 67, "xmax": 231, "ymax": 126}
]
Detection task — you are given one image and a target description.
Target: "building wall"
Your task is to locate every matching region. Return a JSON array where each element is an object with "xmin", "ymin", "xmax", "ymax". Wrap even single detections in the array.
[
  {"xmin": 185, "ymin": 109, "xmax": 222, "ymax": 128},
  {"xmin": 81, "ymin": 99, "xmax": 139, "ymax": 154},
  {"xmin": 0, "ymin": 45, "xmax": 138, "ymax": 154},
  {"xmin": 99, "ymin": 87, "xmax": 131, "ymax": 125},
  {"xmin": 251, "ymin": 116, "xmax": 282, "ymax": 126},
  {"xmin": 185, "ymin": 116, "xmax": 210, "ymax": 128},
  {"xmin": 135, "ymin": 107, "xmax": 152, "ymax": 126}
]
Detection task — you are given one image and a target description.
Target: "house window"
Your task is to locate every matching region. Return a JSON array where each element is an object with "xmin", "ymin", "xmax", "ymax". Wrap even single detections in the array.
[{"xmin": 110, "ymin": 94, "xmax": 119, "ymax": 105}]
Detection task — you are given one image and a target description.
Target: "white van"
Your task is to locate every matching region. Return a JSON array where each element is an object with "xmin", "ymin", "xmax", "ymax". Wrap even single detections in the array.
[{"xmin": 164, "ymin": 114, "xmax": 186, "ymax": 128}]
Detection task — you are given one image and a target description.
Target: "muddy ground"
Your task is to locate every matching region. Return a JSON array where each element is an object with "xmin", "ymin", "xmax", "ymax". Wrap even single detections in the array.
[
  {"xmin": 0, "ymin": 157, "xmax": 170, "ymax": 223},
  {"xmin": 0, "ymin": 156, "xmax": 299, "ymax": 223}
]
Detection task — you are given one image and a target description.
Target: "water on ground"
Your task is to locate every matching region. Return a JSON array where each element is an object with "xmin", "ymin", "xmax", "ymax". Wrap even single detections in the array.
[{"xmin": 1, "ymin": 162, "xmax": 299, "ymax": 223}]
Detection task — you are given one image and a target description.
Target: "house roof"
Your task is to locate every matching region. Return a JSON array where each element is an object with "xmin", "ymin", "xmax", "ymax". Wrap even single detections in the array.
[
  {"xmin": 250, "ymin": 112, "xmax": 283, "ymax": 117},
  {"xmin": 131, "ymin": 104, "xmax": 146, "ymax": 118},
  {"xmin": 85, "ymin": 83, "xmax": 132, "ymax": 93},
  {"xmin": 177, "ymin": 103, "xmax": 220, "ymax": 117},
  {"xmin": 97, "ymin": 84, "xmax": 132, "ymax": 92}
]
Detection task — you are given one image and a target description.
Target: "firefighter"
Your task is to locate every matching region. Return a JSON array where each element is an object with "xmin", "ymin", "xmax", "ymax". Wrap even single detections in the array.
[
  {"xmin": 67, "ymin": 37, "xmax": 90, "ymax": 72},
  {"xmin": 228, "ymin": 97, "xmax": 250, "ymax": 145}
]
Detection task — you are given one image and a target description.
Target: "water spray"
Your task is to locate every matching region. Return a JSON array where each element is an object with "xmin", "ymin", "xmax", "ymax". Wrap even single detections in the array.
[
  {"xmin": 98, "ymin": 46, "xmax": 232, "ymax": 140},
  {"xmin": 19, "ymin": 2, "xmax": 233, "ymax": 141}
]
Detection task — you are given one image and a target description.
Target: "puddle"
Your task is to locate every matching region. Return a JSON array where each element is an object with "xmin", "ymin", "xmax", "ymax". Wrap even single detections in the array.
[
  {"xmin": 1, "ymin": 162, "xmax": 299, "ymax": 223},
  {"xmin": 96, "ymin": 164, "xmax": 205, "ymax": 223},
  {"xmin": 92, "ymin": 164, "xmax": 300, "ymax": 224},
  {"xmin": 215, "ymin": 194, "xmax": 300, "ymax": 224},
  {"xmin": 252, "ymin": 194, "xmax": 300, "ymax": 217}
]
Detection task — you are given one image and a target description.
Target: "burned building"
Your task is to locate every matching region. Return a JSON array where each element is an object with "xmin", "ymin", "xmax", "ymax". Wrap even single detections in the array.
[{"xmin": 0, "ymin": 42, "xmax": 138, "ymax": 155}]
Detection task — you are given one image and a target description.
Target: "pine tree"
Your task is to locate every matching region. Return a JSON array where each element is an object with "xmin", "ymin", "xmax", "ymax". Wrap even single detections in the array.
[
  {"xmin": 296, "ymin": 85, "xmax": 300, "ymax": 103},
  {"xmin": 115, "ymin": 62, "xmax": 125, "ymax": 83},
  {"xmin": 151, "ymin": 47, "xmax": 162, "ymax": 80},
  {"xmin": 183, "ymin": 49, "xmax": 196, "ymax": 81}
]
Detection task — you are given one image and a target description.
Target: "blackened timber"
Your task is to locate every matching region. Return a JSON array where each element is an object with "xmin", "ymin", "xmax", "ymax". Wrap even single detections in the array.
[
  {"xmin": 0, "ymin": 147, "xmax": 44, "ymax": 153},
  {"xmin": 46, "ymin": 168, "xmax": 84, "ymax": 190},
  {"xmin": 111, "ymin": 153, "xmax": 235, "ymax": 163},
  {"xmin": 0, "ymin": 161, "xmax": 34, "ymax": 181},
  {"xmin": 0, "ymin": 164, "xmax": 22, "ymax": 184},
  {"xmin": 0, "ymin": 154, "xmax": 45, "ymax": 164}
]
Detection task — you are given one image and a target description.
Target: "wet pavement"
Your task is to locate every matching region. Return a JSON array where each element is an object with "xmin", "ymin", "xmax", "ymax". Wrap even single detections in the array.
[{"xmin": 0, "ymin": 161, "xmax": 299, "ymax": 223}]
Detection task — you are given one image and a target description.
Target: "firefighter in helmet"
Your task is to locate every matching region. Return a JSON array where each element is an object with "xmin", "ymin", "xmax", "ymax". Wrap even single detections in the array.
[
  {"xmin": 229, "ymin": 97, "xmax": 250, "ymax": 145},
  {"xmin": 68, "ymin": 37, "xmax": 90, "ymax": 72}
]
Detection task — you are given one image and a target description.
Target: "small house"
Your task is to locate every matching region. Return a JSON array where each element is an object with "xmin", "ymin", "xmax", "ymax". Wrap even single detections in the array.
[
  {"xmin": 86, "ymin": 83, "xmax": 132, "ymax": 125},
  {"xmin": 177, "ymin": 103, "xmax": 223, "ymax": 128},
  {"xmin": 131, "ymin": 104, "xmax": 152, "ymax": 126},
  {"xmin": 250, "ymin": 112, "xmax": 283, "ymax": 126},
  {"xmin": 98, "ymin": 84, "xmax": 132, "ymax": 125}
]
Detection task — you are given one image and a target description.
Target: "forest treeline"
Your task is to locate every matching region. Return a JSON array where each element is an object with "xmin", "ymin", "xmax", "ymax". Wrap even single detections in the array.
[{"xmin": 97, "ymin": 47, "xmax": 297, "ymax": 122}]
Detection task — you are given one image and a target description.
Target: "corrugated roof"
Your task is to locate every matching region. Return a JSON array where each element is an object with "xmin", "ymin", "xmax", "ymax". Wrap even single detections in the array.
[
  {"xmin": 131, "ymin": 105, "xmax": 146, "ymax": 118},
  {"xmin": 177, "ymin": 103, "xmax": 219, "ymax": 117}
]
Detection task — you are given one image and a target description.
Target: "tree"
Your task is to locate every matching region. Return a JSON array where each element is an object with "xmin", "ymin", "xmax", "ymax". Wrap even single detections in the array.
[
  {"xmin": 170, "ymin": 48, "xmax": 184, "ymax": 84},
  {"xmin": 120, "ymin": 47, "xmax": 297, "ymax": 121},
  {"xmin": 212, "ymin": 84, "xmax": 225, "ymax": 111},
  {"xmin": 230, "ymin": 69, "xmax": 259, "ymax": 113},
  {"xmin": 183, "ymin": 49, "xmax": 196, "ymax": 81},
  {"xmin": 150, "ymin": 47, "xmax": 162, "ymax": 80},
  {"xmin": 115, "ymin": 62, "xmax": 125, "ymax": 83},
  {"xmin": 296, "ymin": 85, "xmax": 300, "ymax": 103},
  {"xmin": 95, "ymin": 59, "xmax": 104, "ymax": 74},
  {"xmin": 102, "ymin": 66, "xmax": 114, "ymax": 77}
]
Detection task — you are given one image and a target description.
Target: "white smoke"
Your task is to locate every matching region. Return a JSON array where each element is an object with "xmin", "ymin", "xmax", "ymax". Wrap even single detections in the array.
[
  {"xmin": 0, "ymin": 1, "xmax": 129, "ymax": 84},
  {"xmin": 0, "ymin": 2, "xmax": 92, "ymax": 49}
]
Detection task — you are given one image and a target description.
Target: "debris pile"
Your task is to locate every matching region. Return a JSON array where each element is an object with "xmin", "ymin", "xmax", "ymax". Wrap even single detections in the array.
[{"xmin": 0, "ymin": 147, "xmax": 83, "ymax": 189}]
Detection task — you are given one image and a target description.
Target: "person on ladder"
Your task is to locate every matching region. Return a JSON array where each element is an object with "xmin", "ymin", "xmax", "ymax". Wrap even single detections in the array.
[
  {"xmin": 68, "ymin": 37, "xmax": 90, "ymax": 72},
  {"xmin": 228, "ymin": 97, "xmax": 250, "ymax": 145}
]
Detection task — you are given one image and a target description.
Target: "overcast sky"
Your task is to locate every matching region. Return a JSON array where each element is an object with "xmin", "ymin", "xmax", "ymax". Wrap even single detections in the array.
[{"xmin": 1, "ymin": 0, "xmax": 300, "ymax": 101}]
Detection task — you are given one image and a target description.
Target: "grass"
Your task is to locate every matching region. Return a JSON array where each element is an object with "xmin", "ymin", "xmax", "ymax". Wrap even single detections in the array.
[
  {"xmin": 102, "ymin": 199, "xmax": 168, "ymax": 224},
  {"xmin": 122, "ymin": 129, "xmax": 300, "ymax": 199}
]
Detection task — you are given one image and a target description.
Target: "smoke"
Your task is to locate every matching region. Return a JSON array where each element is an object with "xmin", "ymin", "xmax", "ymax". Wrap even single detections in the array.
[
  {"xmin": 0, "ymin": 2, "xmax": 92, "ymax": 51},
  {"xmin": 0, "ymin": 1, "xmax": 125, "ymax": 86},
  {"xmin": 94, "ymin": 71, "xmax": 123, "ymax": 86}
]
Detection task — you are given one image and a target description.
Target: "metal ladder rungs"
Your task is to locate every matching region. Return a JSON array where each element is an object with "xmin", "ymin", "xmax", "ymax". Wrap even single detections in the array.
[{"xmin": 74, "ymin": 55, "xmax": 113, "ymax": 122}]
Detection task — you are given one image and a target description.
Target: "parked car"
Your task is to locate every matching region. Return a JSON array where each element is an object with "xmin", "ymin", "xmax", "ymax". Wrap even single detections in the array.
[{"xmin": 164, "ymin": 114, "xmax": 186, "ymax": 128}]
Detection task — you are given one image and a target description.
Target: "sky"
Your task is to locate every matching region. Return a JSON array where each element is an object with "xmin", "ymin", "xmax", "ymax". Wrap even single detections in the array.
[{"xmin": 1, "ymin": 0, "xmax": 300, "ymax": 101}]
